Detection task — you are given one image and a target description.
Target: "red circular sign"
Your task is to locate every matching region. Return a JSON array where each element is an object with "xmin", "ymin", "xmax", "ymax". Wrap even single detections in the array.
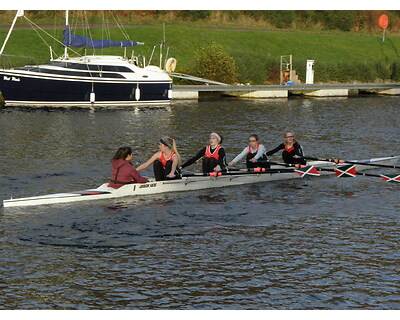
[{"xmin": 378, "ymin": 14, "xmax": 389, "ymax": 29}]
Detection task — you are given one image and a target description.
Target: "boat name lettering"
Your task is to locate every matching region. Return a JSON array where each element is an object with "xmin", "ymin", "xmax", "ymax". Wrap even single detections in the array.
[
  {"xmin": 3, "ymin": 76, "xmax": 20, "ymax": 82},
  {"xmin": 139, "ymin": 183, "xmax": 157, "ymax": 188}
]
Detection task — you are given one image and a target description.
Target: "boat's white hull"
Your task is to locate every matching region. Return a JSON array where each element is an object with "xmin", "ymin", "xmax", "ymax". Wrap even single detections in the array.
[{"xmin": 2, "ymin": 156, "xmax": 399, "ymax": 208}]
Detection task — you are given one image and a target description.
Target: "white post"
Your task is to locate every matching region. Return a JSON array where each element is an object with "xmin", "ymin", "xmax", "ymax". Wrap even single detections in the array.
[
  {"xmin": 63, "ymin": 10, "xmax": 69, "ymax": 59},
  {"xmin": 159, "ymin": 42, "xmax": 163, "ymax": 69},
  {"xmin": 306, "ymin": 59, "xmax": 314, "ymax": 84},
  {"xmin": 0, "ymin": 10, "xmax": 24, "ymax": 56}
]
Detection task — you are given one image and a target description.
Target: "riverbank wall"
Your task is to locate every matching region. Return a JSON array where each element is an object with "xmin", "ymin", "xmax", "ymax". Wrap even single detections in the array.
[
  {"xmin": 172, "ymin": 83, "xmax": 400, "ymax": 100},
  {"xmin": 1, "ymin": 83, "xmax": 400, "ymax": 107}
]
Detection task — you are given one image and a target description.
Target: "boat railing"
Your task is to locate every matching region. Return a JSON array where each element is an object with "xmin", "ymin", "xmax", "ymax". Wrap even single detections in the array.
[
  {"xmin": 130, "ymin": 52, "xmax": 146, "ymax": 68},
  {"xmin": 0, "ymin": 54, "xmax": 40, "ymax": 70},
  {"xmin": 148, "ymin": 43, "xmax": 170, "ymax": 69}
]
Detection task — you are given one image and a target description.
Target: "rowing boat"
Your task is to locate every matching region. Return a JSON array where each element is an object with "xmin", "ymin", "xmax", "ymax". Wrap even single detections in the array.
[{"xmin": 2, "ymin": 156, "xmax": 399, "ymax": 208}]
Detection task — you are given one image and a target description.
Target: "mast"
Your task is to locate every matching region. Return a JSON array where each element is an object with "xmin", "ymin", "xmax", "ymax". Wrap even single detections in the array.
[
  {"xmin": 0, "ymin": 10, "xmax": 24, "ymax": 56},
  {"xmin": 63, "ymin": 10, "xmax": 69, "ymax": 59}
]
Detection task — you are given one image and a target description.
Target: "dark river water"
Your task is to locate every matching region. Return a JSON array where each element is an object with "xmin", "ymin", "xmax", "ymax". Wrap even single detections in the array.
[{"xmin": 0, "ymin": 96, "xmax": 399, "ymax": 309}]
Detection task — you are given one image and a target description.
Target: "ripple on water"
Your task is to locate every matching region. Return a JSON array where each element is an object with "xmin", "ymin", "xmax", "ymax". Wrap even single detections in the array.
[{"xmin": 1, "ymin": 97, "xmax": 400, "ymax": 309}]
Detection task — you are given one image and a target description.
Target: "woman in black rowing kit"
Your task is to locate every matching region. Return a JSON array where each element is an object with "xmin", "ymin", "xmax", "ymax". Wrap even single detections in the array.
[
  {"xmin": 266, "ymin": 130, "xmax": 306, "ymax": 165},
  {"xmin": 136, "ymin": 136, "xmax": 181, "ymax": 181},
  {"xmin": 181, "ymin": 132, "xmax": 227, "ymax": 173}
]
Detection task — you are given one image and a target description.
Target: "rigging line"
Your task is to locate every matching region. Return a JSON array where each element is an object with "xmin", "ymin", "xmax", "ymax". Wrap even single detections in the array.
[
  {"xmin": 27, "ymin": 20, "xmax": 51, "ymax": 49},
  {"xmin": 109, "ymin": 11, "xmax": 124, "ymax": 38},
  {"xmin": 103, "ymin": 11, "xmax": 111, "ymax": 40},
  {"xmin": 110, "ymin": 10, "xmax": 131, "ymax": 41},
  {"xmin": 107, "ymin": 14, "xmax": 114, "ymax": 41},
  {"xmin": 83, "ymin": 10, "xmax": 96, "ymax": 56},
  {"xmin": 23, "ymin": 15, "xmax": 81, "ymax": 57},
  {"xmin": 100, "ymin": 11, "xmax": 105, "ymax": 56},
  {"xmin": 101, "ymin": 11, "xmax": 111, "ymax": 56},
  {"xmin": 52, "ymin": 11, "xmax": 58, "ymax": 50},
  {"xmin": 77, "ymin": 12, "xmax": 96, "ymax": 80}
]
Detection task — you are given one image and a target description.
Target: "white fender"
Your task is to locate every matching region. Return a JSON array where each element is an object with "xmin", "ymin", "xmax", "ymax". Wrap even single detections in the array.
[
  {"xmin": 90, "ymin": 91, "xmax": 95, "ymax": 104},
  {"xmin": 165, "ymin": 58, "xmax": 177, "ymax": 73},
  {"xmin": 135, "ymin": 86, "xmax": 141, "ymax": 101}
]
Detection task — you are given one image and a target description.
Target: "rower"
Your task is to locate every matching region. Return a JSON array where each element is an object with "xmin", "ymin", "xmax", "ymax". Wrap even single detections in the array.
[
  {"xmin": 181, "ymin": 132, "xmax": 227, "ymax": 173},
  {"xmin": 266, "ymin": 130, "xmax": 306, "ymax": 165},
  {"xmin": 228, "ymin": 134, "xmax": 270, "ymax": 169},
  {"xmin": 108, "ymin": 146, "xmax": 148, "ymax": 189},
  {"xmin": 136, "ymin": 136, "xmax": 181, "ymax": 181}
]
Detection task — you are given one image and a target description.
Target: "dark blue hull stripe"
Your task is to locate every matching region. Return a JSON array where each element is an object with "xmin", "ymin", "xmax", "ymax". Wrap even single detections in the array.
[{"xmin": 0, "ymin": 72, "xmax": 171, "ymax": 103}]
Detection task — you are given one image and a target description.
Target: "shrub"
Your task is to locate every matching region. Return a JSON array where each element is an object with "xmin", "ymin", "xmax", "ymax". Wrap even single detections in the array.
[
  {"xmin": 265, "ymin": 60, "xmax": 281, "ymax": 84},
  {"xmin": 177, "ymin": 11, "xmax": 211, "ymax": 21},
  {"xmin": 193, "ymin": 42, "xmax": 239, "ymax": 84},
  {"xmin": 234, "ymin": 53, "xmax": 275, "ymax": 84},
  {"xmin": 311, "ymin": 11, "xmax": 356, "ymax": 31},
  {"xmin": 375, "ymin": 62, "xmax": 391, "ymax": 80},
  {"xmin": 264, "ymin": 10, "xmax": 297, "ymax": 29},
  {"xmin": 390, "ymin": 62, "xmax": 400, "ymax": 81}
]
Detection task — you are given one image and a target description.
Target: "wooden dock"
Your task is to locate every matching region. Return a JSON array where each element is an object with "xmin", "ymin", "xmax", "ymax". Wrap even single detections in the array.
[{"xmin": 172, "ymin": 83, "xmax": 400, "ymax": 100}]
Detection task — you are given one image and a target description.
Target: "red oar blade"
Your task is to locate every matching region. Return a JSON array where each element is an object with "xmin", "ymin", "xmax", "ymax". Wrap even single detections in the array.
[
  {"xmin": 334, "ymin": 165, "xmax": 357, "ymax": 177},
  {"xmin": 294, "ymin": 165, "xmax": 320, "ymax": 177},
  {"xmin": 380, "ymin": 174, "xmax": 400, "ymax": 183}
]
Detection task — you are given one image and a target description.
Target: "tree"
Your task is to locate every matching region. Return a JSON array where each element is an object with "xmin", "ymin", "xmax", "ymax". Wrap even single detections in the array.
[{"xmin": 194, "ymin": 42, "xmax": 238, "ymax": 84}]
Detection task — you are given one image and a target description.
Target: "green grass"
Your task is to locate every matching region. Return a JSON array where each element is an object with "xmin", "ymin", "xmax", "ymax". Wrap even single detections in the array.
[{"xmin": 1, "ymin": 24, "xmax": 400, "ymax": 84}]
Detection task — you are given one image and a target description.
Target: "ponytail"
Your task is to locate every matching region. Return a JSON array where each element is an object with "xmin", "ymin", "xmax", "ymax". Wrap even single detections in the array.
[{"xmin": 161, "ymin": 136, "xmax": 181, "ymax": 165}]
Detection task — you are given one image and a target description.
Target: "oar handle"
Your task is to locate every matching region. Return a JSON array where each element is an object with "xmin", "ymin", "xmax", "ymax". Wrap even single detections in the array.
[
  {"xmin": 303, "ymin": 156, "xmax": 346, "ymax": 164},
  {"xmin": 301, "ymin": 156, "xmax": 321, "ymax": 161},
  {"xmin": 257, "ymin": 160, "xmax": 304, "ymax": 168},
  {"xmin": 303, "ymin": 156, "xmax": 400, "ymax": 169}
]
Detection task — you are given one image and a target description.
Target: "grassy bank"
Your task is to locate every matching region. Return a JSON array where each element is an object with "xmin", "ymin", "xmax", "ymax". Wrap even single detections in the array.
[{"xmin": 1, "ymin": 22, "xmax": 400, "ymax": 84}]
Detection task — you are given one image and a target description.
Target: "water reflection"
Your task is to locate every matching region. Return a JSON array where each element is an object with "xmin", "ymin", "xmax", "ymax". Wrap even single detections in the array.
[{"xmin": 0, "ymin": 96, "xmax": 400, "ymax": 309}]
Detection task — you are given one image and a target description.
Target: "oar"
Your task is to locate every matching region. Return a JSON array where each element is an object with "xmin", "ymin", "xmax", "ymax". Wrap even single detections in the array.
[
  {"xmin": 254, "ymin": 160, "xmax": 321, "ymax": 176},
  {"xmin": 257, "ymin": 160, "xmax": 308, "ymax": 168},
  {"xmin": 181, "ymin": 164, "xmax": 400, "ymax": 183},
  {"xmin": 302, "ymin": 156, "xmax": 400, "ymax": 169},
  {"xmin": 316, "ymin": 165, "xmax": 400, "ymax": 183},
  {"xmin": 256, "ymin": 160, "xmax": 294, "ymax": 167},
  {"xmin": 181, "ymin": 166, "xmax": 321, "ymax": 178},
  {"xmin": 262, "ymin": 160, "xmax": 400, "ymax": 183},
  {"xmin": 180, "ymin": 168, "xmax": 300, "ymax": 178}
]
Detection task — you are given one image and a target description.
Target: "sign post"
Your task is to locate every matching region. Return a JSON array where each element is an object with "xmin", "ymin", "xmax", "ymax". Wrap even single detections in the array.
[{"xmin": 378, "ymin": 14, "xmax": 389, "ymax": 42}]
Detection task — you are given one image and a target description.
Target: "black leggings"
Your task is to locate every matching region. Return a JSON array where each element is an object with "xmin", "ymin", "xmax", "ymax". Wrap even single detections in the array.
[
  {"xmin": 246, "ymin": 153, "xmax": 270, "ymax": 169},
  {"xmin": 153, "ymin": 160, "xmax": 181, "ymax": 181},
  {"xmin": 202, "ymin": 157, "xmax": 220, "ymax": 173}
]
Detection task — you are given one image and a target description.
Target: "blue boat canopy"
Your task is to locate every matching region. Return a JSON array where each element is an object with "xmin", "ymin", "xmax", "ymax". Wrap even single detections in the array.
[{"xmin": 63, "ymin": 25, "xmax": 144, "ymax": 49}]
